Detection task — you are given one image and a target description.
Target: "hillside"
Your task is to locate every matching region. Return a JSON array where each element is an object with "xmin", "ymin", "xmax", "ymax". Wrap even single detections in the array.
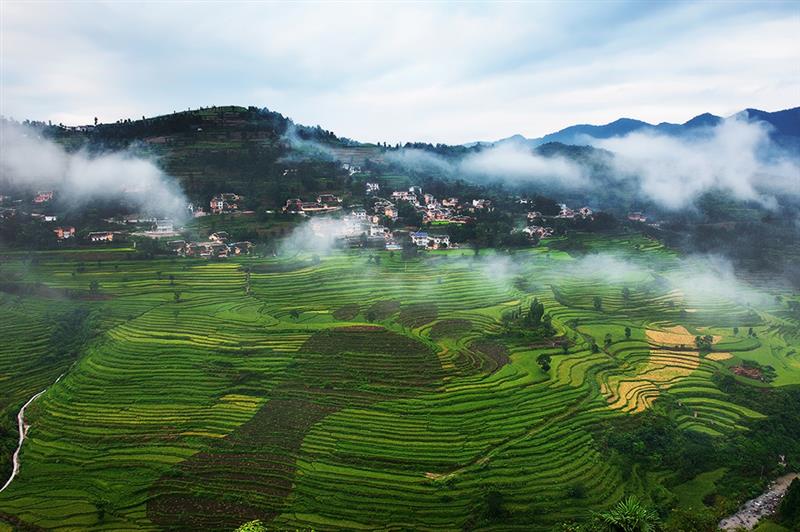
[
  {"xmin": 1, "ymin": 235, "xmax": 798, "ymax": 531},
  {"xmin": 41, "ymin": 106, "xmax": 369, "ymax": 209}
]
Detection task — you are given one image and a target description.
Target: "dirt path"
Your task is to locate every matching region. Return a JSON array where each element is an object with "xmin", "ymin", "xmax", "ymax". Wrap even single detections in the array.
[
  {"xmin": 718, "ymin": 472, "xmax": 798, "ymax": 531},
  {"xmin": 0, "ymin": 374, "xmax": 63, "ymax": 494}
]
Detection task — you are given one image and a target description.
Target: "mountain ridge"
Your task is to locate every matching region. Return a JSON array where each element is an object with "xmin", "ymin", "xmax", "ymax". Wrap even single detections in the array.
[{"xmin": 477, "ymin": 106, "xmax": 799, "ymax": 148}]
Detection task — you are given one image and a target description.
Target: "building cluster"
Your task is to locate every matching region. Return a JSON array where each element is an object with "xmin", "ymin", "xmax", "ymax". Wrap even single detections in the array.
[
  {"xmin": 53, "ymin": 226, "xmax": 76, "ymax": 240},
  {"xmin": 308, "ymin": 211, "xmax": 399, "ymax": 249},
  {"xmin": 169, "ymin": 231, "xmax": 254, "ymax": 258},
  {"xmin": 521, "ymin": 225, "xmax": 554, "ymax": 239},
  {"xmin": 342, "ymin": 163, "xmax": 362, "ymax": 176},
  {"xmin": 88, "ymin": 231, "xmax": 118, "ymax": 243},
  {"xmin": 555, "ymin": 204, "xmax": 593, "ymax": 220},
  {"xmin": 283, "ymin": 194, "xmax": 343, "ymax": 215},
  {"xmin": 301, "ymin": 206, "xmax": 453, "ymax": 251},
  {"xmin": 33, "ymin": 191, "xmax": 54, "ymax": 204},
  {"xmin": 210, "ymin": 193, "xmax": 242, "ymax": 214},
  {"xmin": 410, "ymin": 232, "xmax": 450, "ymax": 249},
  {"xmin": 373, "ymin": 186, "xmax": 482, "ymax": 225},
  {"xmin": 628, "ymin": 212, "xmax": 647, "ymax": 223},
  {"xmin": 517, "ymin": 203, "xmax": 592, "ymax": 242}
]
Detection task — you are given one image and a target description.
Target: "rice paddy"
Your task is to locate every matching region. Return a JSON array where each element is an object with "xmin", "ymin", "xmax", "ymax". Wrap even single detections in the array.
[{"xmin": 0, "ymin": 233, "xmax": 798, "ymax": 530}]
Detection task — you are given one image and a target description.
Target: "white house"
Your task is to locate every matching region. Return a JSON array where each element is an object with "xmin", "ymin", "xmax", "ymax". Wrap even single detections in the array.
[
  {"xmin": 411, "ymin": 231, "xmax": 450, "ymax": 249},
  {"xmin": 155, "ymin": 219, "xmax": 174, "ymax": 233},
  {"xmin": 411, "ymin": 231, "xmax": 429, "ymax": 247},
  {"xmin": 428, "ymin": 234, "xmax": 450, "ymax": 249},
  {"xmin": 369, "ymin": 225, "xmax": 388, "ymax": 238},
  {"xmin": 557, "ymin": 204, "xmax": 575, "ymax": 219}
]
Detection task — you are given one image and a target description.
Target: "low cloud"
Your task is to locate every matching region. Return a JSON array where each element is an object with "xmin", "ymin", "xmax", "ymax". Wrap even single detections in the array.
[
  {"xmin": 666, "ymin": 254, "xmax": 773, "ymax": 308},
  {"xmin": 385, "ymin": 142, "xmax": 587, "ymax": 188},
  {"xmin": 0, "ymin": 122, "xmax": 188, "ymax": 219},
  {"xmin": 385, "ymin": 118, "xmax": 799, "ymax": 212},
  {"xmin": 279, "ymin": 124, "xmax": 337, "ymax": 162},
  {"xmin": 384, "ymin": 148, "xmax": 454, "ymax": 174},
  {"xmin": 460, "ymin": 142, "xmax": 588, "ymax": 187},
  {"xmin": 563, "ymin": 253, "xmax": 652, "ymax": 283},
  {"xmin": 277, "ymin": 216, "xmax": 350, "ymax": 256},
  {"xmin": 593, "ymin": 118, "xmax": 800, "ymax": 210}
]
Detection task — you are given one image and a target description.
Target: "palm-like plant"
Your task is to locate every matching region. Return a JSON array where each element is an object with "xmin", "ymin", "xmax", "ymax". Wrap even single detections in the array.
[{"xmin": 596, "ymin": 496, "xmax": 661, "ymax": 532}]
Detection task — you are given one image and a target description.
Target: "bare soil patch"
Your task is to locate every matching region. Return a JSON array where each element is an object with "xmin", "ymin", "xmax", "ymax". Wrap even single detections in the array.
[{"xmin": 332, "ymin": 303, "xmax": 360, "ymax": 320}]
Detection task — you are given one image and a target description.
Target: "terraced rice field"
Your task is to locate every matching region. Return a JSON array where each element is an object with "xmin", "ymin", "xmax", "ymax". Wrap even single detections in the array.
[{"xmin": 0, "ymin": 233, "xmax": 798, "ymax": 530}]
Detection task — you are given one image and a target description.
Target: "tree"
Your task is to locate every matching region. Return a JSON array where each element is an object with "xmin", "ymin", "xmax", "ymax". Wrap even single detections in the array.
[
  {"xmin": 625, "ymin": 327, "xmax": 632, "ymax": 339},
  {"xmin": 169, "ymin": 274, "xmax": 175, "ymax": 285},
  {"xmin": 593, "ymin": 296, "xmax": 603, "ymax": 311},
  {"xmin": 542, "ymin": 313, "xmax": 553, "ymax": 334},
  {"xmin": 289, "ymin": 309, "xmax": 300, "ymax": 320},
  {"xmin": 89, "ymin": 280, "xmax": 100, "ymax": 293},
  {"xmin": 235, "ymin": 520, "xmax": 268, "ymax": 532},
  {"xmin": 537, "ymin": 354, "xmax": 552, "ymax": 372},
  {"xmin": 596, "ymin": 496, "xmax": 661, "ymax": 531},
  {"xmin": 695, "ymin": 335, "xmax": 713, "ymax": 353},
  {"xmin": 567, "ymin": 483, "xmax": 587, "ymax": 499},
  {"xmin": 665, "ymin": 506, "xmax": 716, "ymax": 532},
  {"xmin": 528, "ymin": 298, "xmax": 545, "ymax": 326},
  {"xmin": 94, "ymin": 497, "xmax": 111, "ymax": 522},
  {"xmin": 779, "ymin": 478, "xmax": 800, "ymax": 529},
  {"xmin": 605, "ymin": 333, "xmax": 613, "ymax": 348},
  {"xmin": 622, "ymin": 287, "xmax": 630, "ymax": 301},
  {"xmin": 733, "ymin": 326, "xmax": 739, "ymax": 336},
  {"xmin": 485, "ymin": 490, "xmax": 505, "ymax": 520},
  {"xmin": 173, "ymin": 291, "xmax": 181, "ymax": 303}
]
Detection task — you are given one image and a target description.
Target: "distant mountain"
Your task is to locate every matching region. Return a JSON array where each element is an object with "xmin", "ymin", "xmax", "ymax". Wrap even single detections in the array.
[
  {"xmin": 481, "ymin": 106, "xmax": 798, "ymax": 149},
  {"xmin": 737, "ymin": 107, "xmax": 800, "ymax": 138},
  {"xmin": 532, "ymin": 117, "xmax": 652, "ymax": 146}
]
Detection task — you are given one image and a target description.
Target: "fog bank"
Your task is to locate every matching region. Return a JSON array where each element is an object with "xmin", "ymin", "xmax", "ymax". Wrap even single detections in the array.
[{"xmin": 0, "ymin": 122, "xmax": 188, "ymax": 219}]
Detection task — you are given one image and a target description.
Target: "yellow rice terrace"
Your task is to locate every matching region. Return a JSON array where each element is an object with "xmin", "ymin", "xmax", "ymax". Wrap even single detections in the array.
[{"xmin": 0, "ymin": 234, "xmax": 799, "ymax": 531}]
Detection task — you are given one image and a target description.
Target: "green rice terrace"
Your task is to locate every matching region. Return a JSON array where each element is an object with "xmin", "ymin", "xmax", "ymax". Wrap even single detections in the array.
[{"xmin": 0, "ymin": 233, "xmax": 798, "ymax": 531}]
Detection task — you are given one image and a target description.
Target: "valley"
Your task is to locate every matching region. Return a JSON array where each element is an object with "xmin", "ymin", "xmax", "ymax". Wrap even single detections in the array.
[{"xmin": 0, "ymin": 233, "xmax": 798, "ymax": 530}]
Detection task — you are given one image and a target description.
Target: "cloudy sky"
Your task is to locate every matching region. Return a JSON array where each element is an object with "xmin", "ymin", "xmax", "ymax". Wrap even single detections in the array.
[{"xmin": 1, "ymin": 1, "xmax": 798, "ymax": 144}]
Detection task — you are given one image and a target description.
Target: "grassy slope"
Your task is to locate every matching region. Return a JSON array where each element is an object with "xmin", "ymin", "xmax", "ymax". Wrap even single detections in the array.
[{"xmin": 0, "ymin": 233, "xmax": 797, "ymax": 530}]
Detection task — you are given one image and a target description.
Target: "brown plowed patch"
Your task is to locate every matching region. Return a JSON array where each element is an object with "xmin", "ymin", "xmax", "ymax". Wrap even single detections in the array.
[{"xmin": 147, "ymin": 399, "xmax": 335, "ymax": 530}]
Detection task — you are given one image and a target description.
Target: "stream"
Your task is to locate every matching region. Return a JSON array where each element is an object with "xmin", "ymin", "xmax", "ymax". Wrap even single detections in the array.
[
  {"xmin": 0, "ymin": 374, "xmax": 63, "ymax": 494},
  {"xmin": 718, "ymin": 472, "xmax": 799, "ymax": 531}
]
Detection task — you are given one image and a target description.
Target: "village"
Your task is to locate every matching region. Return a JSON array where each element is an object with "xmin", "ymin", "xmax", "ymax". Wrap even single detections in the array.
[{"xmin": 0, "ymin": 184, "xmax": 645, "ymax": 258}]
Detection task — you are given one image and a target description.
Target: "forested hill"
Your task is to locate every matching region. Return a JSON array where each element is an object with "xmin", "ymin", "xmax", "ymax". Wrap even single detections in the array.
[
  {"xmin": 23, "ymin": 105, "xmax": 492, "ymax": 210},
  {"xmin": 34, "ymin": 106, "xmax": 361, "ymax": 209}
]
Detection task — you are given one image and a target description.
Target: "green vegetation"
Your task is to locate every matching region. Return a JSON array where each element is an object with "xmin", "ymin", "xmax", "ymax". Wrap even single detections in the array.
[
  {"xmin": 0, "ymin": 232, "xmax": 798, "ymax": 530},
  {"xmin": 778, "ymin": 478, "xmax": 800, "ymax": 529}
]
